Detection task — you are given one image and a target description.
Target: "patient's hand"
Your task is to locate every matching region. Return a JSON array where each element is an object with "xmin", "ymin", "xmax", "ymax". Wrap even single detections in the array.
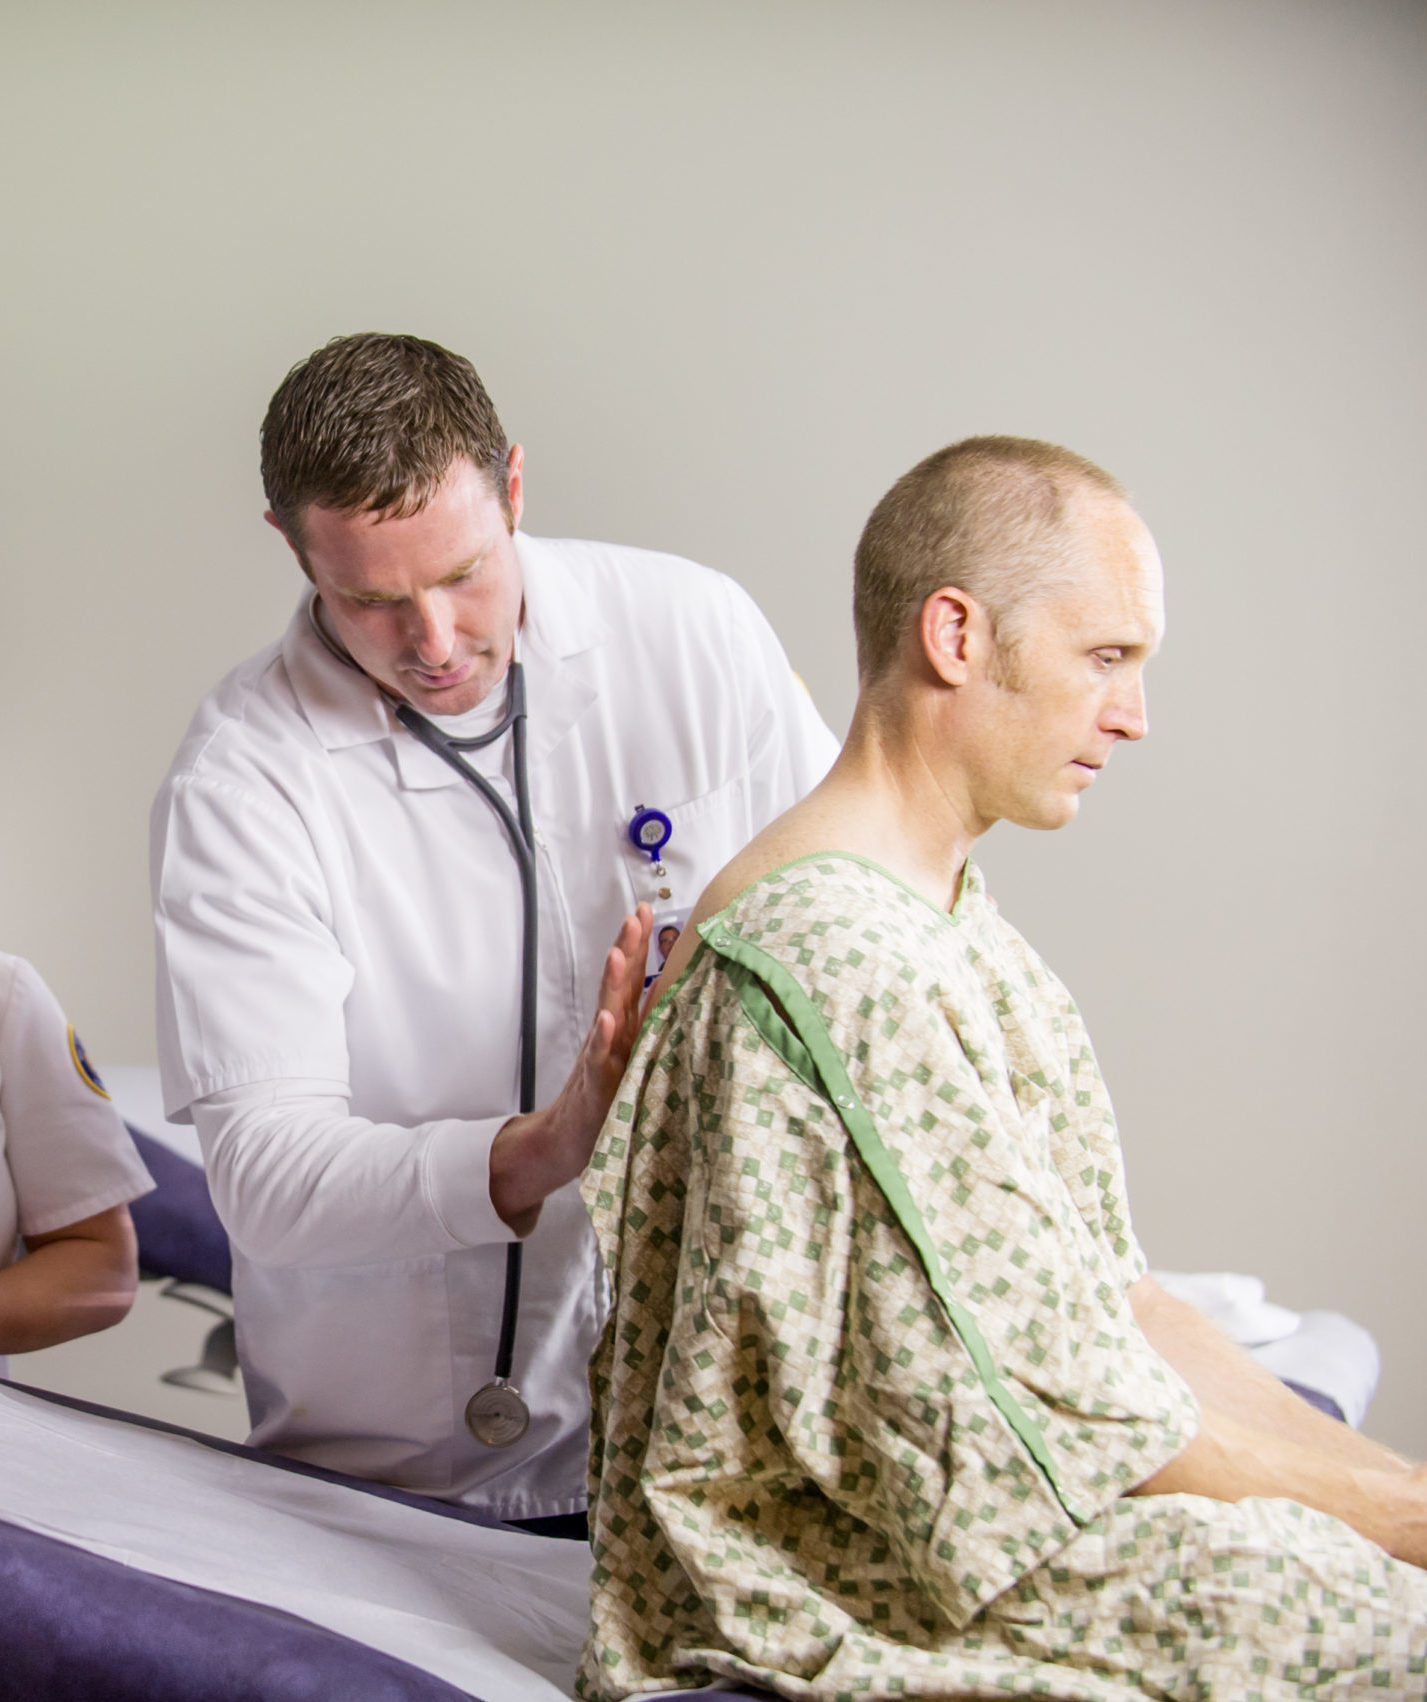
[{"xmin": 490, "ymin": 905, "xmax": 653, "ymax": 1234}]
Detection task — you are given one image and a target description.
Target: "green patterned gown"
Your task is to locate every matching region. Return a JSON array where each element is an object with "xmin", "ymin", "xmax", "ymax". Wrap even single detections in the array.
[{"xmin": 581, "ymin": 855, "xmax": 1427, "ymax": 1700}]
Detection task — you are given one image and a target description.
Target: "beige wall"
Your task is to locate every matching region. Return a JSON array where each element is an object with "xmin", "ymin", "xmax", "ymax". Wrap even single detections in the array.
[{"xmin": 2, "ymin": 1, "xmax": 1424, "ymax": 1448}]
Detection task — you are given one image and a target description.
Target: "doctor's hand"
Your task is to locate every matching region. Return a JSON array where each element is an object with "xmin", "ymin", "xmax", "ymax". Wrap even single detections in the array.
[{"xmin": 489, "ymin": 904, "xmax": 653, "ymax": 1235}]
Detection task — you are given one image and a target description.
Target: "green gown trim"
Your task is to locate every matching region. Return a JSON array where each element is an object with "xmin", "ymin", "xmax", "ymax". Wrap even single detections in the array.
[{"xmin": 699, "ymin": 913, "xmax": 1090, "ymax": 1527}]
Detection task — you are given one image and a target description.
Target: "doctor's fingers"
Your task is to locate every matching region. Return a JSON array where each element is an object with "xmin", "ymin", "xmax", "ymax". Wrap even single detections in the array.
[
  {"xmin": 571, "ymin": 993, "xmax": 628, "ymax": 1118},
  {"xmin": 572, "ymin": 909, "xmax": 655, "ymax": 1093},
  {"xmin": 607, "ymin": 907, "xmax": 653, "ymax": 1016},
  {"xmin": 589, "ymin": 945, "xmax": 649, "ymax": 1069},
  {"xmin": 595, "ymin": 947, "xmax": 643, "ymax": 1052},
  {"xmin": 615, "ymin": 903, "xmax": 653, "ymax": 963}
]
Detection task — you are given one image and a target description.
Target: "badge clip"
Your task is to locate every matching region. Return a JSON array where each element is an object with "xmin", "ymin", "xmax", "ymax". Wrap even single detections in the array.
[{"xmin": 627, "ymin": 806, "xmax": 672, "ymax": 865}]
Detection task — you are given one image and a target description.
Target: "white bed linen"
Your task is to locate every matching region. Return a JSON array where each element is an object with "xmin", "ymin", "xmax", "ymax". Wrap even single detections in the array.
[{"xmin": 0, "ymin": 1382, "xmax": 589, "ymax": 1699}]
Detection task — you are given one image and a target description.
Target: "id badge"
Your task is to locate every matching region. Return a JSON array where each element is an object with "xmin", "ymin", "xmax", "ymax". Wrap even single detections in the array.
[{"xmin": 644, "ymin": 907, "xmax": 691, "ymax": 989}]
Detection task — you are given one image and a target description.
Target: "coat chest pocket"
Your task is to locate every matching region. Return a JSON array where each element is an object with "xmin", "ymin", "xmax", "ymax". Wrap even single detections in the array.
[{"xmin": 615, "ymin": 773, "xmax": 751, "ymax": 918}]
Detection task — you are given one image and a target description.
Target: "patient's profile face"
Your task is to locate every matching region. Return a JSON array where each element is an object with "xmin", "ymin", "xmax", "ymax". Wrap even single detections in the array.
[{"xmin": 955, "ymin": 493, "xmax": 1165, "ymax": 835}]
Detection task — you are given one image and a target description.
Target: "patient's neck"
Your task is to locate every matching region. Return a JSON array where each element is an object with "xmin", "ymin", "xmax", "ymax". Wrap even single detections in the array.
[
  {"xmin": 656, "ymin": 680, "xmax": 980, "ymax": 997},
  {"xmin": 799, "ymin": 691, "xmax": 983, "ymax": 914}
]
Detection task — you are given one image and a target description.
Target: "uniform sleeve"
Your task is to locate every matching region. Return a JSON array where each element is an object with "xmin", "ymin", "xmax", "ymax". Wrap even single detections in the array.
[
  {"xmin": 152, "ymin": 772, "xmax": 353, "ymax": 1110},
  {"xmin": 0, "ymin": 959, "xmax": 153, "ymax": 1239},
  {"xmin": 720, "ymin": 576, "xmax": 839, "ymax": 825},
  {"xmin": 190, "ymin": 1081, "xmax": 514, "ymax": 1266}
]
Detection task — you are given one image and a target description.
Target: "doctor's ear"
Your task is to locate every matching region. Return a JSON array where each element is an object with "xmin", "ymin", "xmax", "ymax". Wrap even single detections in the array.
[
  {"xmin": 264, "ymin": 510, "xmax": 314, "ymax": 580},
  {"xmin": 502, "ymin": 445, "xmax": 526, "ymax": 534},
  {"xmin": 919, "ymin": 588, "xmax": 977, "ymax": 686}
]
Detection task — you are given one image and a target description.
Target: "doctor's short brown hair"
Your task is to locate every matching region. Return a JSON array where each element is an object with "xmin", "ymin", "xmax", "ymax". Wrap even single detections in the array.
[
  {"xmin": 852, "ymin": 436, "xmax": 1127, "ymax": 681},
  {"xmin": 261, "ymin": 333, "xmax": 512, "ymax": 553}
]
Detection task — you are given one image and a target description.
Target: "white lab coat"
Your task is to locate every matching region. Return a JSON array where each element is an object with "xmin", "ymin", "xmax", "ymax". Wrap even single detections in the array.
[{"xmin": 152, "ymin": 534, "xmax": 837, "ymax": 1515}]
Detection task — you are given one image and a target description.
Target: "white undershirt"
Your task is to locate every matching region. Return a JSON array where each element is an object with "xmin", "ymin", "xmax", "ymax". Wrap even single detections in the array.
[{"xmin": 422, "ymin": 660, "xmax": 523, "ymax": 788}]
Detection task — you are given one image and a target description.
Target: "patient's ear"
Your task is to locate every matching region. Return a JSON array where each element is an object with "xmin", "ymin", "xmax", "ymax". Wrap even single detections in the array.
[{"xmin": 920, "ymin": 588, "xmax": 977, "ymax": 686}]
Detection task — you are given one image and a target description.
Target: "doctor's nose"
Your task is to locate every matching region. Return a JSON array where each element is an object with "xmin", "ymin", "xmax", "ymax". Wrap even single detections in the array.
[{"xmin": 406, "ymin": 594, "xmax": 455, "ymax": 667}]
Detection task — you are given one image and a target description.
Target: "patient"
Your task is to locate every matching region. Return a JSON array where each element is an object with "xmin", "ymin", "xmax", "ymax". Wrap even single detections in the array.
[
  {"xmin": 0, "ymin": 952, "xmax": 152, "ymax": 1366},
  {"xmin": 580, "ymin": 439, "xmax": 1427, "ymax": 1699}
]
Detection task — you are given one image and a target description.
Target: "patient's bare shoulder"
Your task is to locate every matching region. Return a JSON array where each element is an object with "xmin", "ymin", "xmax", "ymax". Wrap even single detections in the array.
[
  {"xmin": 651, "ymin": 815, "xmax": 823, "ymax": 994},
  {"xmin": 696, "ymin": 842, "xmax": 775, "ymax": 920}
]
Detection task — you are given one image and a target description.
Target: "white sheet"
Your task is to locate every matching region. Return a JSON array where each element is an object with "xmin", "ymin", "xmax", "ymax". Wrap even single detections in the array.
[{"xmin": 0, "ymin": 1382, "xmax": 589, "ymax": 1699}]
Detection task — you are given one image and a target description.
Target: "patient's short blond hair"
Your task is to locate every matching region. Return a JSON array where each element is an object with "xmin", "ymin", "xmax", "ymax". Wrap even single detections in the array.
[{"xmin": 852, "ymin": 437, "xmax": 1127, "ymax": 681}]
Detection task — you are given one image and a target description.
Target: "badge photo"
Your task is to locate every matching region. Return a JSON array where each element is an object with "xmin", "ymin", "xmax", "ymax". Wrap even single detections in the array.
[{"xmin": 644, "ymin": 908, "xmax": 691, "ymax": 988}]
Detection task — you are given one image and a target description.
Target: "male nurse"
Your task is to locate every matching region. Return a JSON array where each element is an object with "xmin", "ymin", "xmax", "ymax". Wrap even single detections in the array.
[{"xmin": 152, "ymin": 333, "xmax": 836, "ymax": 1532}]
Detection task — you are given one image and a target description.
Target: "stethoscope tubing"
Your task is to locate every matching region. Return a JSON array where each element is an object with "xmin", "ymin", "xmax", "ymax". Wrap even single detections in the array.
[
  {"xmin": 305, "ymin": 593, "xmax": 540, "ymax": 1402},
  {"xmin": 394, "ymin": 665, "xmax": 536, "ymax": 1387}
]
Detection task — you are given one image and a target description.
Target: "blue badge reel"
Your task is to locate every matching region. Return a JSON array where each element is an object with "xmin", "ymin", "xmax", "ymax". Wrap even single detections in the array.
[
  {"xmin": 627, "ymin": 808, "xmax": 683, "ymax": 984},
  {"xmin": 627, "ymin": 808, "xmax": 672, "ymax": 864}
]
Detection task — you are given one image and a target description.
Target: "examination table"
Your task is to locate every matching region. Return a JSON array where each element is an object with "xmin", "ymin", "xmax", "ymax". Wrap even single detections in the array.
[{"xmin": 0, "ymin": 1075, "xmax": 1381, "ymax": 1699}]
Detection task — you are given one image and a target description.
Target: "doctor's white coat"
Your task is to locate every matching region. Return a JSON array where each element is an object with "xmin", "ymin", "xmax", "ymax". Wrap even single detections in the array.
[{"xmin": 152, "ymin": 534, "xmax": 836, "ymax": 1515}]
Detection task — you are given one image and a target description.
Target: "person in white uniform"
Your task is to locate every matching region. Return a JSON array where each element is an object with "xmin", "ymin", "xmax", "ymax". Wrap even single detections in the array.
[
  {"xmin": 151, "ymin": 333, "xmax": 837, "ymax": 1528},
  {"xmin": 0, "ymin": 953, "xmax": 153, "ymax": 1375}
]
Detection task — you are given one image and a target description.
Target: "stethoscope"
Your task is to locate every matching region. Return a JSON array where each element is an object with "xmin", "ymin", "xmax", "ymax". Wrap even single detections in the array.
[
  {"xmin": 307, "ymin": 594, "xmax": 673, "ymax": 1449},
  {"xmin": 396, "ymin": 666, "xmax": 539, "ymax": 1450}
]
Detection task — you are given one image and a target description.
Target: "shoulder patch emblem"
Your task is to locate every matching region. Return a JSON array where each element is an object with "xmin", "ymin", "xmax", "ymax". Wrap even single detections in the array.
[{"xmin": 68, "ymin": 1026, "xmax": 111, "ymax": 1099}]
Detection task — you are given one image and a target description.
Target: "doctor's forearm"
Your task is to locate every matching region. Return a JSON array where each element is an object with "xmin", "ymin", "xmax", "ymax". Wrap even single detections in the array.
[
  {"xmin": 193, "ymin": 914, "xmax": 651, "ymax": 1256},
  {"xmin": 488, "ymin": 1105, "xmax": 593, "ymax": 1235}
]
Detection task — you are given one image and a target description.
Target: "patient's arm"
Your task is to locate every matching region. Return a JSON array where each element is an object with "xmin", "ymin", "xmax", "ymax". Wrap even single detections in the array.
[
  {"xmin": 1129, "ymin": 1274, "xmax": 1427, "ymax": 1566},
  {"xmin": 0, "ymin": 1204, "xmax": 139, "ymax": 1354},
  {"xmin": 1129, "ymin": 1274, "xmax": 1413, "ymax": 1474},
  {"xmin": 1132, "ymin": 1403, "xmax": 1427, "ymax": 1569}
]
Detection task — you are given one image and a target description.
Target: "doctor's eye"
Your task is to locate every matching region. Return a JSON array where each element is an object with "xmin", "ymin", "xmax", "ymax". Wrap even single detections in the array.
[{"xmin": 1091, "ymin": 648, "xmax": 1125, "ymax": 668}]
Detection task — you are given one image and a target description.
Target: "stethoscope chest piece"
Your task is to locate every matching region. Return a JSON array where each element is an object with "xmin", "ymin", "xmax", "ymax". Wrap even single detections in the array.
[{"xmin": 465, "ymin": 1378, "xmax": 531, "ymax": 1448}]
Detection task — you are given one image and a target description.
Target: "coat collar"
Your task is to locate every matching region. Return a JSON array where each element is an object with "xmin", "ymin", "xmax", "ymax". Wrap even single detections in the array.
[{"xmin": 281, "ymin": 533, "xmax": 612, "ymax": 790}]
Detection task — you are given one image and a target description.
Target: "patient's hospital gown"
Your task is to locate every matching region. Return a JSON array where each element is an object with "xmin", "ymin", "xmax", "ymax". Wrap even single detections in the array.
[{"xmin": 580, "ymin": 855, "xmax": 1427, "ymax": 1700}]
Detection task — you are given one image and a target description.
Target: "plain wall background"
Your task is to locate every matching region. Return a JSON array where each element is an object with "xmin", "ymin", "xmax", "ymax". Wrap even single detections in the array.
[{"xmin": 2, "ymin": 0, "xmax": 1423, "ymax": 1449}]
